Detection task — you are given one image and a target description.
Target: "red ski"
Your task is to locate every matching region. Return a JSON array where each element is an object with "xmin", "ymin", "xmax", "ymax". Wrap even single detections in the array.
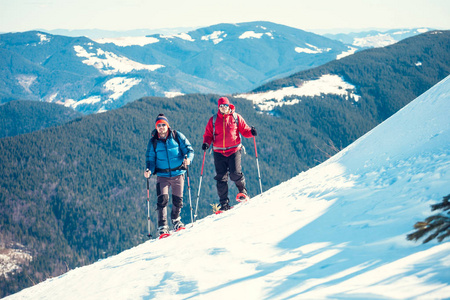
[{"xmin": 158, "ymin": 227, "xmax": 185, "ymax": 239}]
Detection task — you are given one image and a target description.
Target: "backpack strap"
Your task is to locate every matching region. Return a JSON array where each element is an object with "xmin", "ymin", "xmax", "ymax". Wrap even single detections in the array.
[
  {"xmin": 151, "ymin": 129, "xmax": 181, "ymax": 153},
  {"xmin": 172, "ymin": 130, "xmax": 180, "ymax": 145},
  {"xmin": 212, "ymin": 113, "xmax": 239, "ymax": 142},
  {"xmin": 232, "ymin": 112, "xmax": 239, "ymax": 128}
]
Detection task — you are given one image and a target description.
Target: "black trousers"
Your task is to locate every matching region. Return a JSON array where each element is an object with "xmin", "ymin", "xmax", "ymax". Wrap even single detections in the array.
[{"xmin": 214, "ymin": 150, "xmax": 247, "ymax": 204}]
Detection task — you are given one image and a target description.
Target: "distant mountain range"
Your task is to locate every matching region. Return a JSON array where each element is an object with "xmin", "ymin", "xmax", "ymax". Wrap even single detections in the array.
[
  {"xmin": 38, "ymin": 27, "xmax": 198, "ymax": 39},
  {"xmin": 0, "ymin": 23, "xmax": 434, "ymax": 116},
  {"xmin": 0, "ymin": 22, "xmax": 358, "ymax": 114},
  {"xmin": 324, "ymin": 27, "xmax": 433, "ymax": 48}
]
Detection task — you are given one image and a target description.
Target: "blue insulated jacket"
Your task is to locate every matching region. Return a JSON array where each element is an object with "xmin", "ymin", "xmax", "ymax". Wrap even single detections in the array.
[{"xmin": 145, "ymin": 129, "xmax": 194, "ymax": 178}]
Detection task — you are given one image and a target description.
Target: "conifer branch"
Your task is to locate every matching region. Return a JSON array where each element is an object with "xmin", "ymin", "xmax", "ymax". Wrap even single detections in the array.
[{"xmin": 407, "ymin": 194, "xmax": 450, "ymax": 243}]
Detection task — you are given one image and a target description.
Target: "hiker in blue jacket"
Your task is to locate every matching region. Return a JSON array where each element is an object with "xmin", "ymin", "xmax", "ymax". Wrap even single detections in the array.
[{"xmin": 144, "ymin": 114, "xmax": 194, "ymax": 236}]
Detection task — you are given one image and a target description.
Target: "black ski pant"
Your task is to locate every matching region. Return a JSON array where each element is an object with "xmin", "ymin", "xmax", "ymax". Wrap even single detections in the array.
[{"xmin": 213, "ymin": 150, "xmax": 247, "ymax": 205}]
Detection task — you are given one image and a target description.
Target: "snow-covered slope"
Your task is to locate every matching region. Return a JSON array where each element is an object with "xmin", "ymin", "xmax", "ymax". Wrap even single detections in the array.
[
  {"xmin": 237, "ymin": 74, "xmax": 361, "ymax": 111},
  {"xmin": 325, "ymin": 28, "xmax": 432, "ymax": 48},
  {"xmin": 7, "ymin": 76, "xmax": 450, "ymax": 299}
]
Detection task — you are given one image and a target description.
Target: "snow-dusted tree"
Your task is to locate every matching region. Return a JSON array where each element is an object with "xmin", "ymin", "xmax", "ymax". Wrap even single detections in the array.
[{"xmin": 407, "ymin": 194, "xmax": 450, "ymax": 243}]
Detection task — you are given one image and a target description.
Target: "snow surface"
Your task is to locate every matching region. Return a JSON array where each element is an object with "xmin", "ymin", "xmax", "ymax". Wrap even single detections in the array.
[
  {"xmin": 201, "ymin": 31, "xmax": 227, "ymax": 44},
  {"xmin": 0, "ymin": 249, "xmax": 32, "ymax": 279},
  {"xmin": 16, "ymin": 75, "xmax": 36, "ymax": 93},
  {"xmin": 69, "ymin": 96, "xmax": 102, "ymax": 108},
  {"xmin": 36, "ymin": 33, "xmax": 50, "ymax": 44},
  {"xmin": 103, "ymin": 77, "xmax": 142, "ymax": 102},
  {"xmin": 353, "ymin": 34, "xmax": 397, "ymax": 48},
  {"xmin": 239, "ymin": 31, "xmax": 274, "ymax": 40},
  {"xmin": 73, "ymin": 45, "xmax": 164, "ymax": 75},
  {"xmin": 95, "ymin": 36, "xmax": 160, "ymax": 47},
  {"xmin": 160, "ymin": 33, "xmax": 195, "ymax": 42},
  {"xmin": 336, "ymin": 46, "xmax": 358, "ymax": 60},
  {"xmin": 7, "ymin": 76, "xmax": 450, "ymax": 299},
  {"xmin": 295, "ymin": 43, "xmax": 331, "ymax": 54},
  {"xmin": 237, "ymin": 74, "xmax": 361, "ymax": 111},
  {"xmin": 164, "ymin": 91, "xmax": 184, "ymax": 98}
]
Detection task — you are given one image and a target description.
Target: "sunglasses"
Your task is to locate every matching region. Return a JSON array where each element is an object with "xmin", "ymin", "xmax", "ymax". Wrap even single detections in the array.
[
  {"xmin": 157, "ymin": 123, "xmax": 167, "ymax": 127},
  {"xmin": 219, "ymin": 104, "xmax": 229, "ymax": 108}
]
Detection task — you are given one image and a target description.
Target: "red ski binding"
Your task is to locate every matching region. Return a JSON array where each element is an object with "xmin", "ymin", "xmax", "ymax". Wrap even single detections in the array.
[{"xmin": 236, "ymin": 193, "xmax": 250, "ymax": 202}]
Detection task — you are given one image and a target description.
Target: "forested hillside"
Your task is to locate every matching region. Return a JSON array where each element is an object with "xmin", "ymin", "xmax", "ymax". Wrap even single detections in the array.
[{"xmin": 0, "ymin": 100, "xmax": 82, "ymax": 138}]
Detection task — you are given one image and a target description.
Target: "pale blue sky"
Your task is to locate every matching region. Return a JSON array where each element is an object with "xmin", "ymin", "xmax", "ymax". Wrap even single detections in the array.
[{"xmin": 1, "ymin": 0, "xmax": 449, "ymax": 33}]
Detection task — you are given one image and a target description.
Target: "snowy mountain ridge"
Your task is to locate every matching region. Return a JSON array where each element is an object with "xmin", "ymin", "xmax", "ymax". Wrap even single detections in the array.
[
  {"xmin": 237, "ymin": 74, "xmax": 361, "ymax": 111},
  {"xmin": 324, "ymin": 28, "xmax": 433, "ymax": 48},
  {"xmin": 6, "ymin": 74, "xmax": 450, "ymax": 299},
  {"xmin": 0, "ymin": 22, "xmax": 350, "ymax": 114}
]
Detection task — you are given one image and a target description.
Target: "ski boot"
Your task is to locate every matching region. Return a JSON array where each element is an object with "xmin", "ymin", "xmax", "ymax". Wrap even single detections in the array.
[
  {"xmin": 172, "ymin": 217, "xmax": 185, "ymax": 231},
  {"xmin": 158, "ymin": 225, "xmax": 170, "ymax": 239}
]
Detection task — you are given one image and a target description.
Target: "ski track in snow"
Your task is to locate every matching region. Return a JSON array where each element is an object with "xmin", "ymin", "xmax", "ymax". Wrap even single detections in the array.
[{"xmin": 6, "ymin": 76, "xmax": 450, "ymax": 299}]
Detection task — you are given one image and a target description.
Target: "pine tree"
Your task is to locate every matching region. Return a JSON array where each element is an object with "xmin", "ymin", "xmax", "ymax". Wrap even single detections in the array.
[{"xmin": 407, "ymin": 194, "xmax": 450, "ymax": 243}]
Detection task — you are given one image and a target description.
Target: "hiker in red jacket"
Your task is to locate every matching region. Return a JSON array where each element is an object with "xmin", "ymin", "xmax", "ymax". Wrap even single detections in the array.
[{"xmin": 202, "ymin": 97, "xmax": 257, "ymax": 211}]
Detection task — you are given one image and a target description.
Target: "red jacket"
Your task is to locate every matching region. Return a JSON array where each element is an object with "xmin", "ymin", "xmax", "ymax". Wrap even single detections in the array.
[{"xmin": 203, "ymin": 105, "xmax": 253, "ymax": 156}]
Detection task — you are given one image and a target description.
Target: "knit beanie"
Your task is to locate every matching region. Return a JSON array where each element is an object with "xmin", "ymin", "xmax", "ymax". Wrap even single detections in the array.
[
  {"xmin": 218, "ymin": 97, "xmax": 230, "ymax": 107},
  {"xmin": 155, "ymin": 113, "xmax": 169, "ymax": 129}
]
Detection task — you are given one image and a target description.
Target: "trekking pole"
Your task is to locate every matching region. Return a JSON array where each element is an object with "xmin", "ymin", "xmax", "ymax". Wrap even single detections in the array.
[
  {"xmin": 194, "ymin": 150, "xmax": 206, "ymax": 222},
  {"xmin": 146, "ymin": 170, "xmax": 153, "ymax": 238},
  {"xmin": 253, "ymin": 137, "xmax": 263, "ymax": 194},
  {"xmin": 185, "ymin": 155, "xmax": 194, "ymax": 226}
]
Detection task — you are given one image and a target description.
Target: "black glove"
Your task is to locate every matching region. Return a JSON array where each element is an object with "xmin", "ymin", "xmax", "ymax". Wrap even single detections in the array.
[
  {"xmin": 251, "ymin": 126, "xmax": 257, "ymax": 136},
  {"xmin": 202, "ymin": 143, "xmax": 209, "ymax": 151}
]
